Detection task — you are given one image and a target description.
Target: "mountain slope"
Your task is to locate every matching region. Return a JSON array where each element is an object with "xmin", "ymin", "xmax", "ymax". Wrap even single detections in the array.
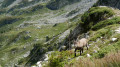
[
  {"xmin": 0, "ymin": 0, "xmax": 98, "ymax": 67},
  {"xmin": 46, "ymin": 6, "xmax": 120, "ymax": 67}
]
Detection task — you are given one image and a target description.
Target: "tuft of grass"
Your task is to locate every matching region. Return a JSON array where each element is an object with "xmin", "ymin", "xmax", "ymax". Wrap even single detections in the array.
[{"xmin": 66, "ymin": 52, "xmax": 120, "ymax": 67}]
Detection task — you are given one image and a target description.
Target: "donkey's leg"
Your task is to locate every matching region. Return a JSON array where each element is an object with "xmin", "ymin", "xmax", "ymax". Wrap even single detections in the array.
[
  {"xmin": 74, "ymin": 48, "xmax": 77, "ymax": 57},
  {"xmin": 82, "ymin": 48, "xmax": 84, "ymax": 53},
  {"xmin": 86, "ymin": 44, "xmax": 88, "ymax": 50},
  {"xmin": 80, "ymin": 49, "xmax": 82, "ymax": 55}
]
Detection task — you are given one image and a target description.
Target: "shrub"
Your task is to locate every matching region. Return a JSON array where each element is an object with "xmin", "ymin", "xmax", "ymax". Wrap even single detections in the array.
[
  {"xmin": 81, "ymin": 7, "xmax": 114, "ymax": 23},
  {"xmin": 27, "ymin": 43, "xmax": 47, "ymax": 65},
  {"xmin": 48, "ymin": 50, "xmax": 74, "ymax": 67},
  {"xmin": 81, "ymin": 7, "xmax": 114, "ymax": 31},
  {"xmin": 0, "ymin": 16, "xmax": 20, "ymax": 27}
]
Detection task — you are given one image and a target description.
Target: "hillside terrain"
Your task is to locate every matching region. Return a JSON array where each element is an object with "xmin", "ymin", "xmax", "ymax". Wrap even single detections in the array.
[
  {"xmin": 47, "ymin": 6, "xmax": 120, "ymax": 67},
  {"xmin": 0, "ymin": 0, "xmax": 120, "ymax": 67}
]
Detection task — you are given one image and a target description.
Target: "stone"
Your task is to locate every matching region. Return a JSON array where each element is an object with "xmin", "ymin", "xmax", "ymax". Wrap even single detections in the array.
[
  {"xmin": 53, "ymin": 23, "xmax": 58, "ymax": 27},
  {"xmin": 37, "ymin": 27, "xmax": 41, "ymax": 29},
  {"xmin": 32, "ymin": 66, "xmax": 37, "ymax": 67},
  {"xmin": 115, "ymin": 27, "xmax": 120, "ymax": 33},
  {"xmin": 112, "ymin": 38, "xmax": 118, "ymax": 42},
  {"xmin": 24, "ymin": 35, "xmax": 31, "ymax": 40},
  {"xmin": 87, "ymin": 54, "xmax": 91, "ymax": 57},
  {"xmin": 37, "ymin": 61, "xmax": 42, "ymax": 67},
  {"xmin": 44, "ymin": 54, "xmax": 49, "ymax": 61},
  {"xmin": 89, "ymin": 44, "xmax": 92, "ymax": 46}
]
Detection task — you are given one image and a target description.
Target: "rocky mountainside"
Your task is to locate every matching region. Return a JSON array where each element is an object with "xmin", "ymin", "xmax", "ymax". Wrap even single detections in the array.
[
  {"xmin": 0, "ymin": 0, "xmax": 120, "ymax": 67},
  {"xmin": 0, "ymin": 0, "xmax": 98, "ymax": 67}
]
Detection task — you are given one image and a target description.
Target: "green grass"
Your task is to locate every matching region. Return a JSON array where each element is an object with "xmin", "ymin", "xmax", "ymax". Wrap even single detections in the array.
[
  {"xmin": 46, "ymin": 7, "xmax": 120, "ymax": 67},
  {"xmin": 93, "ymin": 41, "xmax": 120, "ymax": 58},
  {"xmin": 47, "ymin": 23, "xmax": 120, "ymax": 67},
  {"xmin": 0, "ymin": 16, "xmax": 23, "ymax": 33},
  {"xmin": 92, "ymin": 17, "xmax": 120, "ymax": 30},
  {"xmin": 46, "ymin": 50, "xmax": 75, "ymax": 67},
  {"xmin": 0, "ymin": 20, "xmax": 78, "ymax": 66},
  {"xmin": 81, "ymin": 7, "xmax": 115, "ymax": 31}
]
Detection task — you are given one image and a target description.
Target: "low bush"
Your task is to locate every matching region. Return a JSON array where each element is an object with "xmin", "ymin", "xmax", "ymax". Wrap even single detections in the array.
[
  {"xmin": 48, "ymin": 50, "xmax": 74, "ymax": 67},
  {"xmin": 0, "ymin": 16, "xmax": 20, "ymax": 27},
  {"xmin": 81, "ymin": 7, "xmax": 114, "ymax": 31}
]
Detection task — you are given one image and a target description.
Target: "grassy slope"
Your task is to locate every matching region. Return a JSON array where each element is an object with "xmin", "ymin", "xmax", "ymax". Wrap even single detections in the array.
[
  {"xmin": 46, "ymin": 7, "xmax": 120, "ymax": 67},
  {"xmin": 0, "ymin": 4, "xmax": 79, "ymax": 66}
]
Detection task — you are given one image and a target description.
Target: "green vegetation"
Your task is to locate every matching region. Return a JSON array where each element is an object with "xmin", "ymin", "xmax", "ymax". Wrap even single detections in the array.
[
  {"xmin": 93, "ymin": 41, "xmax": 120, "ymax": 58},
  {"xmin": 0, "ymin": 0, "xmax": 120, "ymax": 67},
  {"xmin": 0, "ymin": 16, "xmax": 23, "ymax": 33},
  {"xmin": 66, "ymin": 52, "xmax": 120, "ymax": 67},
  {"xmin": 0, "ymin": 16, "xmax": 21, "ymax": 27},
  {"xmin": 81, "ymin": 7, "xmax": 115, "ymax": 31},
  {"xmin": 47, "ymin": 50, "xmax": 74, "ymax": 67},
  {"xmin": 46, "ymin": 6, "xmax": 120, "ymax": 67},
  {"xmin": 10, "ymin": 4, "xmax": 44, "ymax": 15},
  {"xmin": 0, "ymin": 19, "xmax": 78, "ymax": 66},
  {"xmin": 1, "ymin": 0, "xmax": 15, "ymax": 8},
  {"xmin": 92, "ymin": 17, "xmax": 120, "ymax": 30}
]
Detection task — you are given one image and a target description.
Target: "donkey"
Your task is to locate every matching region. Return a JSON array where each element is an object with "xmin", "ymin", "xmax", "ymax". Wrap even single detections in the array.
[{"xmin": 74, "ymin": 38, "xmax": 88, "ymax": 56}]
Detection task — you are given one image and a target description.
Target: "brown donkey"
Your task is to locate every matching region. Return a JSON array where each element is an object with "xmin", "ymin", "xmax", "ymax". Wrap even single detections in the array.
[{"xmin": 74, "ymin": 38, "xmax": 88, "ymax": 56}]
